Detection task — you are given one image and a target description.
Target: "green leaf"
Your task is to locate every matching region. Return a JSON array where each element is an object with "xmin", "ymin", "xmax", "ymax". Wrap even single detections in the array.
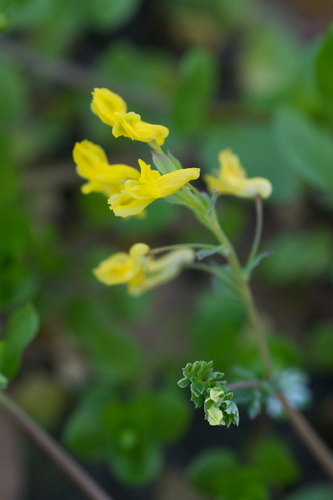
[
  {"xmin": 187, "ymin": 447, "xmax": 239, "ymax": 495},
  {"xmin": 152, "ymin": 152, "xmax": 177, "ymax": 174},
  {"xmin": 238, "ymin": 23, "xmax": 300, "ymax": 105},
  {"xmin": 273, "ymin": 107, "xmax": 333, "ymax": 193},
  {"xmin": 251, "ymin": 438, "xmax": 300, "ymax": 487},
  {"xmin": 1, "ymin": 303, "xmax": 39, "ymax": 379},
  {"xmin": 0, "ymin": 372, "xmax": 8, "ymax": 388},
  {"xmin": 306, "ymin": 322, "xmax": 333, "ymax": 374},
  {"xmin": 260, "ymin": 229, "xmax": 333, "ymax": 285},
  {"xmin": 109, "ymin": 442, "xmax": 163, "ymax": 486},
  {"xmin": 66, "ymin": 299, "xmax": 143, "ymax": 383},
  {"xmin": 84, "ymin": 0, "xmax": 141, "ymax": 31},
  {"xmin": 172, "ymin": 47, "xmax": 218, "ymax": 134},
  {"xmin": 0, "ymin": 61, "xmax": 29, "ymax": 122},
  {"xmin": 284, "ymin": 484, "xmax": 333, "ymax": 500},
  {"xmin": 63, "ymin": 387, "xmax": 113, "ymax": 459},
  {"xmin": 315, "ymin": 24, "xmax": 333, "ymax": 108}
]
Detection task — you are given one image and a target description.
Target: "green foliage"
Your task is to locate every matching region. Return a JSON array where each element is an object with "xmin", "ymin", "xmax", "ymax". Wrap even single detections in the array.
[
  {"xmin": 188, "ymin": 438, "xmax": 299, "ymax": 500},
  {"xmin": 178, "ymin": 361, "xmax": 239, "ymax": 427},
  {"xmin": 251, "ymin": 438, "xmax": 300, "ymax": 486},
  {"xmin": 83, "ymin": 0, "xmax": 141, "ymax": 32},
  {"xmin": 172, "ymin": 47, "xmax": 218, "ymax": 134},
  {"xmin": 0, "ymin": 303, "xmax": 39, "ymax": 379},
  {"xmin": 273, "ymin": 107, "xmax": 333, "ymax": 194},
  {"xmin": 284, "ymin": 484, "xmax": 333, "ymax": 500},
  {"xmin": 305, "ymin": 322, "xmax": 333, "ymax": 374},
  {"xmin": 65, "ymin": 386, "xmax": 190, "ymax": 485},
  {"xmin": 260, "ymin": 229, "xmax": 333, "ymax": 285},
  {"xmin": 239, "ymin": 23, "xmax": 300, "ymax": 105},
  {"xmin": 315, "ymin": 23, "xmax": 333, "ymax": 110},
  {"xmin": 66, "ymin": 298, "xmax": 143, "ymax": 383}
]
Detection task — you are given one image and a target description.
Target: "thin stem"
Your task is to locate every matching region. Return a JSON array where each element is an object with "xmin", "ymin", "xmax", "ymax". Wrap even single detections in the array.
[
  {"xmin": 189, "ymin": 263, "xmax": 238, "ymax": 292},
  {"xmin": 149, "ymin": 243, "xmax": 217, "ymax": 255},
  {"xmin": 246, "ymin": 195, "xmax": 263, "ymax": 269},
  {"xmin": 226, "ymin": 380, "xmax": 263, "ymax": 391},
  {"xmin": 0, "ymin": 393, "xmax": 115, "ymax": 500},
  {"xmin": 277, "ymin": 392, "xmax": 333, "ymax": 481},
  {"xmin": 148, "ymin": 140, "xmax": 164, "ymax": 154},
  {"xmin": 202, "ymin": 207, "xmax": 333, "ymax": 480}
]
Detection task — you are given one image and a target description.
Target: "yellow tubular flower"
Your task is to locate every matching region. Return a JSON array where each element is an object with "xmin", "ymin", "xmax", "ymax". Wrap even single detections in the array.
[
  {"xmin": 112, "ymin": 111, "xmax": 169, "ymax": 145},
  {"xmin": 91, "ymin": 88, "xmax": 127, "ymax": 126},
  {"xmin": 108, "ymin": 159, "xmax": 200, "ymax": 217},
  {"xmin": 93, "ymin": 243, "xmax": 150, "ymax": 287},
  {"xmin": 204, "ymin": 149, "xmax": 272, "ymax": 199},
  {"xmin": 129, "ymin": 248, "xmax": 195, "ymax": 296},
  {"xmin": 73, "ymin": 140, "xmax": 140, "ymax": 196},
  {"xmin": 91, "ymin": 88, "xmax": 169, "ymax": 145},
  {"xmin": 93, "ymin": 245, "xmax": 195, "ymax": 296}
]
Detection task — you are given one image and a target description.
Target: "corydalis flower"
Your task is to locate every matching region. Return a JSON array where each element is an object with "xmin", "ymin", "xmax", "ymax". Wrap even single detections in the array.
[
  {"xmin": 73, "ymin": 140, "xmax": 139, "ymax": 196},
  {"xmin": 204, "ymin": 149, "xmax": 272, "ymax": 199},
  {"xmin": 93, "ymin": 244, "xmax": 195, "ymax": 296},
  {"xmin": 91, "ymin": 88, "xmax": 169, "ymax": 145},
  {"xmin": 108, "ymin": 159, "xmax": 200, "ymax": 217}
]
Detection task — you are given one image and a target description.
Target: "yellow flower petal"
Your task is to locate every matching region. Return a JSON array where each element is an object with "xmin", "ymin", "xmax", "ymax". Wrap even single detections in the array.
[
  {"xmin": 112, "ymin": 111, "xmax": 169, "ymax": 145},
  {"xmin": 129, "ymin": 248, "xmax": 195, "ymax": 296},
  {"xmin": 108, "ymin": 159, "xmax": 201, "ymax": 217},
  {"xmin": 73, "ymin": 140, "xmax": 139, "ymax": 196},
  {"xmin": 204, "ymin": 149, "xmax": 272, "ymax": 199},
  {"xmin": 91, "ymin": 88, "xmax": 127, "ymax": 127},
  {"xmin": 93, "ymin": 243, "xmax": 149, "ymax": 285}
]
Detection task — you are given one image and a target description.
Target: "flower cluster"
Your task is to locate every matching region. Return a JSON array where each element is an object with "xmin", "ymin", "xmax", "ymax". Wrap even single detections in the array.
[{"xmin": 73, "ymin": 87, "xmax": 272, "ymax": 296}]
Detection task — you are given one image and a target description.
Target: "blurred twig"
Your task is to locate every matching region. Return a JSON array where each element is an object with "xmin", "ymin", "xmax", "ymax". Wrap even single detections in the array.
[
  {"xmin": 0, "ymin": 393, "xmax": 115, "ymax": 500},
  {"xmin": 0, "ymin": 38, "xmax": 167, "ymax": 113}
]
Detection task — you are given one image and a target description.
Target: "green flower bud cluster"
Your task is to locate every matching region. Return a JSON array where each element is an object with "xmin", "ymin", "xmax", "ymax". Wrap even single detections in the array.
[{"xmin": 177, "ymin": 361, "xmax": 239, "ymax": 427}]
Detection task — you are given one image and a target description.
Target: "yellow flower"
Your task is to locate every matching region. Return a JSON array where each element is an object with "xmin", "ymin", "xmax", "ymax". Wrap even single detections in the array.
[
  {"xmin": 130, "ymin": 248, "xmax": 195, "ymax": 296},
  {"xmin": 73, "ymin": 140, "xmax": 139, "ymax": 196},
  {"xmin": 90, "ymin": 88, "xmax": 127, "ymax": 126},
  {"xmin": 93, "ymin": 243, "xmax": 150, "ymax": 287},
  {"xmin": 204, "ymin": 149, "xmax": 272, "ymax": 199},
  {"xmin": 108, "ymin": 159, "xmax": 200, "ymax": 217},
  {"xmin": 91, "ymin": 88, "xmax": 169, "ymax": 145},
  {"xmin": 93, "ymin": 244, "xmax": 195, "ymax": 296}
]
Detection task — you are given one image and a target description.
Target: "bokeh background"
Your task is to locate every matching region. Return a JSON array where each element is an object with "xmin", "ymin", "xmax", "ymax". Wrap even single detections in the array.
[{"xmin": 1, "ymin": 0, "xmax": 333, "ymax": 499}]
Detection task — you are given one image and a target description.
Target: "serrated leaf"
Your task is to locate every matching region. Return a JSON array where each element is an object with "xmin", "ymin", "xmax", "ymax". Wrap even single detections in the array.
[
  {"xmin": 1, "ymin": 303, "xmax": 39, "ymax": 379},
  {"xmin": 177, "ymin": 377, "xmax": 190, "ymax": 388},
  {"xmin": 190, "ymin": 392, "xmax": 203, "ymax": 409},
  {"xmin": 191, "ymin": 380, "xmax": 205, "ymax": 396}
]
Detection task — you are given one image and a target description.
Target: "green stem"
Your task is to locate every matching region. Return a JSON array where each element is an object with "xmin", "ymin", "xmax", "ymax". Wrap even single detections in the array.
[
  {"xmin": 188, "ymin": 263, "xmax": 239, "ymax": 292},
  {"xmin": 148, "ymin": 140, "xmax": 164, "ymax": 154},
  {"xmin": 246, "ymin": 195, "xmax": 263, "ymax": 269},
  {"xmin": 149, "ymin": 243, "xmax": 217, "ymax": 255},
  {"xmin": 202, "ymin": 207, "xmax": 333, "ymax": 481},
  {"xmin": 0, "ymin": 393, "xmax": 115, "ymax": 500}
]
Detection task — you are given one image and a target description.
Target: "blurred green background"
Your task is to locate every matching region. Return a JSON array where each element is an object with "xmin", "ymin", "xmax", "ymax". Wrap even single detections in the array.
[{"xmin": 1, "ymin": 0, "xmax": 333, "ymax": 499}]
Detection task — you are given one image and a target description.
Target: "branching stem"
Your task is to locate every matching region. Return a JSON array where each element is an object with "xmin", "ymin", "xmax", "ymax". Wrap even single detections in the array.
[
  {"xmin": 0, "ymin": 393, "xmax": 115, "ymax": 500},
  {"xmin": 203, "ymin": 206, "xmax": 333, "ymax": 481}
]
